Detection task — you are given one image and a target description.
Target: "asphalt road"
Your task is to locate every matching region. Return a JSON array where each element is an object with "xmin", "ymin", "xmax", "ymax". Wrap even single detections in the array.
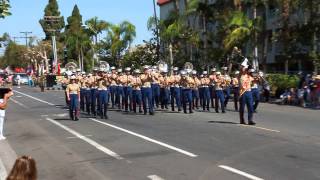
[{"xmin": 1, "ymin": 86, "xmax": 320, "ymax": 180}]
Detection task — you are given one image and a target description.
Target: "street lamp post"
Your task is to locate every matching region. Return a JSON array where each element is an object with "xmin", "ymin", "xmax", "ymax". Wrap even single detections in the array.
[{"xmin": 152, "ymin": 0, "xmax": 160, "ymax": 63}]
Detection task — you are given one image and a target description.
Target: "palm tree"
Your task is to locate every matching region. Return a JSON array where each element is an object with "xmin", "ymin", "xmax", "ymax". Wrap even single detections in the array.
[
  {"xmin": 85, "ymin": 17, "xmax": 109, "ymax": 45},
  {"xmin": 104, "ymin": 21, "xmax": 136, "ymax": 66}
]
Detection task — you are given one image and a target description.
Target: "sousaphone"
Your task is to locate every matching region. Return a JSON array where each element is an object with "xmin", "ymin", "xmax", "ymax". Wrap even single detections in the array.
[
  {"xmin": 65, "ymin": 62, "xmax": 78, "ymax": 72},
  {"xmin": 99, "ymin": 61, "xmax": 110, "ymax": 72},
  {"xmin": 184, "ymin": 62, "xmax": 193, "ymax": 74}
]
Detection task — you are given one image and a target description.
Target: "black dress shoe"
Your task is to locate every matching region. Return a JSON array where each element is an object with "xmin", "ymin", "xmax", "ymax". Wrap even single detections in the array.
[
  {"xmin": 248, "ymin": 121, "xmax": 256, "ymax": 125},
  {"xmin": 190, "ymin": 111, "xmax": 194, "ymax": 114},
  {"xmin": 149, "ymin": 112, "xmax": 155, "ymax": 115},
  {"xmin": 222, "ymin": 111, "xmax": 226, "ymax": 113},
  {"xmin": 144, "ymin": 112, "xmax": 147, "ymax": 115},
  {"xmin": 74, "ymin": 117, "xmax": 79, "ymax": 121},
  {"xmin": 216, "ymin": 111, "xmax": 220, "ymax": 113},
  {"xmin": 104, "ymin": 115, "xmax": 109, "ymax": 119},
  {"xmin": 240, "ymin": 121, "xmax": 246, "ymax": 125}
]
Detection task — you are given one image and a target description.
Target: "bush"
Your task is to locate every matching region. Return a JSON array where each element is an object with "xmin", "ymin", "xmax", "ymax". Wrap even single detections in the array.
[{"xmin": 266, "ymin": 74, "xmax": 299, "ymax": 97}]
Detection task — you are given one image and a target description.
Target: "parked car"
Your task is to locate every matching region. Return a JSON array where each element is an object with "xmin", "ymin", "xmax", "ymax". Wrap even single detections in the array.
[{"xmin": 13, "ymin": 73, "xmax": 29, "ymax": 85}]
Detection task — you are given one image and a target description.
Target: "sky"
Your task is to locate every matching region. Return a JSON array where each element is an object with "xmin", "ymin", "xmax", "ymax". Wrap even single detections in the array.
[{"xmin": 0, "ymin": 0, "xmax": 159, "ymax": 46}]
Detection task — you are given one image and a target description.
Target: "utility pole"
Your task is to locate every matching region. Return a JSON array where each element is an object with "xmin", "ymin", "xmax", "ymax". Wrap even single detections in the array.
[
  {"xmin": 153, "ymin": 0, "xmax": 160, "ymax": 63},
  {"xmin": 20, "ymin": 31, "xmax": 32, "ymax": 47}
]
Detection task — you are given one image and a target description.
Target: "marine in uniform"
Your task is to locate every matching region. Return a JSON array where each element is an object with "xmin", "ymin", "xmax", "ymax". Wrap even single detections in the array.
[
  {"xmin": 169, "ymin": 67, "xmax": 182, "ymax": 112},
  {"xmin": 215, "ymin": 72, "xmax": 226, "ymax": 113},
  {"xmin": 151, "ymin": 66, "xmax": 161, "ymax": 108},
  {"xmin": 84, "ymin": 74, "xmax": 92, "ymax": 115},
  {"xmin": 191, "ymin": 70, "xmax": 200, "ymax": 110},
  {"xmin": 239, "ymin": 64, "xmax": 256, "ymax": 125},
  {"xmin": 79, "ymin": 73, "xmax": 87, "ymax": 112},
  {"xmin": 200, "ymin": 71, "xmax": 211, "ymax": 111},
  {"xmin": 98, "ymin": 71, "xmax": 109, "ymax": 119},
  {"xmin": 209, "ymin": 68, "xmax": 217, "ymax": 109},
  {"xmin": 222, "ymin": 67, "xmax": 231, "ymax": 108},
  {"xmin": 109, "ymin": 66, "xmax": 118, "ymax": 108},
  {"xmin": 66, "ymin": 75, "xmax": 80, "ymax": 121},
  {"xmin": 159, "ymin": 70, "xmax": 170, "ymax": 110},
  {"xmin": 90, "ymin": 68, "xmax": 99, "ymax": 117},
  {"xmin": 231, "ymin": 71, "xmax": 240, "ymax": 111},
  {"xmin": 123, "ymin": 67, "xmax": 133, "ymax": 112},
  {"xmin": 116, "ymin": 69, "xmax": 125, "ymax": 110},
  {"xmin": 140, "ymin": 66, "xmax": 154, "ymax": 115},
  {"xmin": 180, "ymin": 70, "xmax": 194, "ymax": 114},
  {"xmin": 249, "ymin": 69, "xmax": 261, "ymax": 112},
  {"xmin": 132, "ymin": 69, "xmax": 143, "ymax": 113}
]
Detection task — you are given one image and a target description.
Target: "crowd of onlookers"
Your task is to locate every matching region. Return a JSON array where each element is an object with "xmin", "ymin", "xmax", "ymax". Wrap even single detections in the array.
[{"xmin": 280, "ymin": 73, "xmax": 320, "ymax": 109}]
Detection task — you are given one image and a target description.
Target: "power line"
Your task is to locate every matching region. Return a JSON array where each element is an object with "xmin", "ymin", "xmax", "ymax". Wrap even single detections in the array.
[{"xmin": 20, "ymin": 31, "xmax": 32, "ymax": 47}]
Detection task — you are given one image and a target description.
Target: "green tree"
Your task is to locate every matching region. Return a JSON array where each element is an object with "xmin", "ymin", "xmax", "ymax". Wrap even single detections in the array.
[
  {"xmin": 102, "ymin": 21, "xmax": 136, "ymax": 66},
  {"xmin": 0, "ymin": 0, "xmax": 11, "ymax": 19},
  {"xmin": 0, "ymin": 41, "xmax": 28, "ymax": 68},
  {"xmin": 65, "ymin": 5, "xmax": 92, "ymax": 71},
  {"xmin": 85, "ymin": 17, "xmax": 109, "ymax": 44},
  {"xmin": 39, "ymin": 0, "xmax": 65, "ymax": 40}
]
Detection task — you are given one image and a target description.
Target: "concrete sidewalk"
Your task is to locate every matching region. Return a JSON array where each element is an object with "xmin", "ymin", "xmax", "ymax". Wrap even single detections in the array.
[{"xmin": 0, "ymin": 140, "xmax": 17, "ymax": 180}]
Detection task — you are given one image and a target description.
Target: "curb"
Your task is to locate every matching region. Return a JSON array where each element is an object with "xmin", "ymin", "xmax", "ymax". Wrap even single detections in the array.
[{"xmin": 0, "ymin": 140, "xmax": 17, "ymax": 180}]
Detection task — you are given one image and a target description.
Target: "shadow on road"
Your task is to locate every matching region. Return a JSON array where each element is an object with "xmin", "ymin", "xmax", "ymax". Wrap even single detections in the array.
[{"xmin": 208, "ymin": 120, "xmax": 239, "ymax": 125}]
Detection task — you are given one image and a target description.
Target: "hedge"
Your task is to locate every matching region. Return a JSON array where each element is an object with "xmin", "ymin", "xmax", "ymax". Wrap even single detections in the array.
[{"xmin": 265, "ymin": 74, "xmax": 299, "ymax": 97}]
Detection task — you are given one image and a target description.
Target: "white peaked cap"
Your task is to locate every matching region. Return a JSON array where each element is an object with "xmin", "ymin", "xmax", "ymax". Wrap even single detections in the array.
[
  {"xmin": 143, "ymin": 65, "xmax": 150, "ymax": 69},
  {"xmin": 70, "ymin": 75, "xmax": 76, "ymax": 80},
  {"xmin": 235, "ymin": 71, "xmax": 240, "ymax": 75},
  {"xmin": 173, "ymin": 67, "xmax": 179, "ymax": 71},
  {"xmin": 248, "ymin": 69, "xmax": 255, "ymax": 73},
  {"xmin": 125, "ymin": 67, "xmax": 131, "ymax": 71},
  {"xmin": 211, "ymin": 68, "xmax": 216, "ymax": 72},
  {"xmin": 180, "ymin": 70, "xmax": 187, "ymax": 75},
  {"xmin": 134, "ymin": 69, "xmax": 141, "ymax": 74},
  {"xmin": 111, "ymin": 66, "xmax": 116, "ymax": 70},
  {"xmin": 192, "ymin": 70, "xmax": 197, "ymax": 75},
  {"xmin": 203, "ymin": 71, "xmax": 208, "ymax": 75},
  {"xmin": 216, "ymin": 71, "xmax": 221, "ymax": 75},
  {"xmin": 117, "ymin": 69, "xmax": 122, "ymax": 73}
]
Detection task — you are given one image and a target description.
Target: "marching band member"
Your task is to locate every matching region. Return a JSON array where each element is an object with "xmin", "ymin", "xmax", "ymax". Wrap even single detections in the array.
[
  {"xmin": 180, "ymin": 70, "xmax": 194, "ymax": 114},
  {"xmin": 169, "ymin": 67, "xmax": 182, "ymax": 112},
  {"xmin": 191, "ymin": 70, "xmax": 200, "ymax": 110},
  {"xmin": 123, "ymin": 67, "xmax": 133, "ymax": 112},
  {"xmin": 200, "ymin": 71, "xmax": 211, "ymax": 111},
  {"xmin": 84, "ymin": 74, "xmax": 92, "ymax": 115},
  {"xmin": 209, "ymin": 68, "xmax": 217, "ymax": 109},
  {"xmin": 151, "ymin": 66, "xmax": 161, "ymax": 108},
  {"xmin": 98, "ymin": 71, "xmax": 109, "ymax": 119},
  {"xmin": 79, "ymin": 73, "xmax": 87, "ymax": 112},
  {"xmin": 132, "ymin": 69, "xmax": 143, "ymax": 113},
  {"xmin": 232, "ymin": 71, "xmax": 240, "ymax": 111},
  {"xmin": 90, "ymin": 68, "xmax": 99, "ymax": 117},
  {"xmin": 66, "ymin": 75, "xmax": 80, "ymax": 121},
  {"xmin": 159, "ymin": 70, "xmax": 170, "ymax": 110},
  {"xmin": 140, "ymin": 65, "xmax": 154, "ymax": 115},
  {"xmin": 249, "ymin": 69, "xmax": 261, "ymax": 113},
  {"xmin": 116, "ymin": 69, "xmax": 125, "ymax": 110},
  {"xmin": 222, "ymin": 67, "xmax": 231, "ymax": 108},
  {"xmin": 215, "ymin": 72, "xmax": 226, "ymax": 113},
  {"xmin": 239, "ymin": 62, "xmax": 256, "ymax": 125},
  {"xmin": 109, "ymin": 66, "xmax": 118, "ymax": 108}
]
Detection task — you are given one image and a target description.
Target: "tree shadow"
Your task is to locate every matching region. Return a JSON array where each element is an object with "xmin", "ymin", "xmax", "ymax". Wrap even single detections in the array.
[{"xmin": 208, "ymin": 120, "xmax": 239, "ymax": 125}]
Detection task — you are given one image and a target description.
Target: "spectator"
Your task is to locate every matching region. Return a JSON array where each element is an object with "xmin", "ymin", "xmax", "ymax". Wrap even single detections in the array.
[
  {"xmin": 0, "ymin": 90, "xmax": 14, "ymax": 140},
  {"xmin": 6, "ymin": 156, "xmax": 37, "ymax": 180}
]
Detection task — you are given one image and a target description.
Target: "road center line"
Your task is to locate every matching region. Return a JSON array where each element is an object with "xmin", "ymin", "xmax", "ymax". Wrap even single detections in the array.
[
  {"xmin": 0, "ymin": 158, "xmax": 7, "ymax": 180},
  {"xmin": 219, "ymin": 165, "xmax": 264, "ymax": 180},
  {"xmin": 10, "ymin": 98, "xmax": 28, "ymax": 108},
  {"xmin": 13, "ymin": 90, "xmax": 55, "ymax": 106},
  {"xmin": 238, "ymin": 124, "xmax": 280, "ymax": 133},
  {"xmin": 148, "ymin": 175, "xmax": 165, "ymax": 180},
  {"xmin": 45, "ymin": 118, "xmax": 123, "ymax": 160},
  {"xmin": 67, "ymin": 135, "xmax": 93, "ymax": 139},
  {"xmin": 89, "ymin": 118, "xmax": 198, "ymax": 158}
]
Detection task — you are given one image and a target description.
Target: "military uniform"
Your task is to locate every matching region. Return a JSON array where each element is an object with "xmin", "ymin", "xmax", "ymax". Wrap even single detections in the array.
[
  {"xmin": 215, "ymin": 72, "xmax": 226, "ymax": 113},
  {"xmin": 141, "ymin": 67, "xmax": 154, "ymax": 115},
  {"xmin": 223, "ymin": 72, "xmax": 232, "ymax": 108},
  {"xmin": 231, "ymin": 72, "xmax": 240, "ymax": 111},
  {"xmin": 116, "ymin": 69, "xmax": 125, "ymax": 110},
  {"xmin": 209, "ymin": 70, "xmax": 216, "ymax": 109},
  {"xmin": 151, "ymin": 69, "xmax": 161, "ymax": 108},
  {"xmin": 109, "ymin": 68, "xmax": 118, "ymax": 108},
  {"xmin": 122, "ymin": 68, "xmax": 133, "ymax": 112},
  {"xmin": 191, "ymin": 71, "xmax": 200, "ymax": 110},
  {"xmin": 200, "ymin": 72, "xmax": 211, "ymax": 111},
  {"xmin": 169, "ymin": 69, "xmax": 182, "ymax": 112},
  {"xmin": 251, "ymin": 73, "xmax": 261, "ymax": 112},
  {"xmin": 180, "ymin": 71, "xmax": 194, "ymax": 114},
  {"xmin": 239, "ymin": 72, "xmax": 255, "ymax": 125},
  {"xmin": 66, "ymin": 77, "xmax": 80, "ymax": 121},
  {"xmin": 159, "ymin": 73, "xmax": 170, "ymax": 109},
  {"xmin": 98, "ymin": 75, "xmax": 109, "ymax": 119},
  {"xmin": 131, "ymin": 70, "xmax": 143, "ymax": 113}
]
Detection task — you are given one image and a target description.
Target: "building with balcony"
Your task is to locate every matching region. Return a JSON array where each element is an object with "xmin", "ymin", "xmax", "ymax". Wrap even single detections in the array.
[{"xmin": 157, "ymin": 0, "xmax": 320, "ymax": 73}]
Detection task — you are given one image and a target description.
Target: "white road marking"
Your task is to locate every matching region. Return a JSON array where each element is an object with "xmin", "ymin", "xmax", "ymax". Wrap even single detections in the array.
[
  {"xmin": 89, "ymin": 118, "xmax": 198, "ymax": 158},
  {"xmin": 219, "ymin": 165, "xmax": 264, "ymax": 180},
  {"xmin": 148, "ymin": 175, "xmax": 165, "ymax": 180},
  {"xmin": 238, "ymin": 124, "xmax": 280, "ymax": 133},
  {"xmin": 16, "ymin": 96, "xmax": 22, "ymax": 98},
  {"xmin": 45, "ymin": 118, "xmax": 123, "ymax": 160},
  {"xmin": 10, "ymin": 98, "xmax": 28, "ymax": 108},
  {"xmin": 0, "ymin": 158, "xmax": 7, "ymax": 180},
  {"xmin": 52, "ymin": 113, "xmax": 69, "ymax": 117},
  {"xmin": 67, "ymin": 135, "xmax": 93, "ymax": 139},
  {"xmin": 13, "ymin": 90, "xmax": 55, "ymax": 106}
]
